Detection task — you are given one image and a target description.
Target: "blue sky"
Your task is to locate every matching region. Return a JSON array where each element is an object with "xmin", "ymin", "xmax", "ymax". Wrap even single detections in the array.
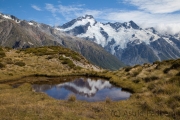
[{"xmin": 0, "ymin": 0, "xmax": 180, "ymax": 34}]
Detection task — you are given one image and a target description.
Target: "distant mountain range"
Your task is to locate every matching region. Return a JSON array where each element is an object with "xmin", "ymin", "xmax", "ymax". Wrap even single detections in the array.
[
  {"xmin": 57, "ymin": 15, "xmax": 180, "ymax": 65},
  {"xmin": 0, "ymin": 13, "xmax": 125, "ymax": 70},
  {"xmin": 1, "ymin": 13, "xmax": 180, "ymax": 68}
]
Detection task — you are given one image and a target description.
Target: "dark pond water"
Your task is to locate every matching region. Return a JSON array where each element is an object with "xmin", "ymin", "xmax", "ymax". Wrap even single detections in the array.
[{"xmin": 32, "ymin": 77, "xmax": 131, "ymax": 102}]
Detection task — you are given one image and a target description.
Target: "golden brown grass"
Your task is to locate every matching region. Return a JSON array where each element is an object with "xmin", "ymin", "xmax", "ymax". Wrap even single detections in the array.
[
  {"xmin": 0, "ymin": 47, "xmax": 101, "ymax": 82},
  {"xmin": 0, "ymin": 83, "xmax": 171, "ymax": 120},
  {"xmin": 0, "ymin": 47, "xmax": 180, "ymax": 119},
  {"xmin": 105, "ymin": 59, "xmax": 180, "ymax": 120}
]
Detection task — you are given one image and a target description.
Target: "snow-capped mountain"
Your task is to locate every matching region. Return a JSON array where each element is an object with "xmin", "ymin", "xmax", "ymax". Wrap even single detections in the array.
[
  {"xmin": 57, "ymin": 15, "xmax": 180, "ymax": 65},
  {"xmin": 0, "ymin": 13, "xmax": 125, "ymax": 70}
]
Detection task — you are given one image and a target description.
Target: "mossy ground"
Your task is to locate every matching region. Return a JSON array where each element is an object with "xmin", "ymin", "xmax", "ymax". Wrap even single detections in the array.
[{"xmin": 0, "ymin": 47, "xmax": 179, "ymax": 120}]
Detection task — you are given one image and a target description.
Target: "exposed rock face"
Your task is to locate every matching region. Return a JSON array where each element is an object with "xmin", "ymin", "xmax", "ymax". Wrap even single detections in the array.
[{"xmin": 0, "ymin": 19, "xmax": 59, "ymax": 48}]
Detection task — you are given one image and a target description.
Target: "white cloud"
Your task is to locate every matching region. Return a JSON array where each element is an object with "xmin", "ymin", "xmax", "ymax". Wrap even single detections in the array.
[
  {"xmin": 155, "ymin": 23, "xmax": 180, "ymax": 35},
  {"xmin": 45, "ymin": 3, "xmax": 57, "ymax": 15},
  {"xmin": 31, "ymin": 5, "xmax": 42, "ymax": 11},
  {"xmin": 59, "ymin": 5, "xmax": 83, "ymax": 13},
  {"xmin": 44, "ymin": 2, "xmax": 180, "ymax": 34},
  {"xmin": 58, "ymin": 4, "xmax": 84, "ymax": 21},
  {"xmin": 124, "ymin": 0, "xmax": 180, "ymax": 13},
  {"xmin": 45, "ymin": 4, "xmax": 61, "ymax": 26},
  {"xmin": 98, "ymin": 10, "xmax": 180, "ymax": 34},
  {"xmin": 75, "ymin": 9, "xmax": 103, "ymax": 19}
]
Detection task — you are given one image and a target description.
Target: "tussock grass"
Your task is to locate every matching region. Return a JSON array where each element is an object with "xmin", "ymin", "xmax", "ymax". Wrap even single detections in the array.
[
  {"xmin": 105, "ymin": 97, "xmax": 111, "ymax": 104},
  {"xmin": 22, "ymin": 46, "xmax": 84, "ymax": 62},
  {"xmin": 68, "ymin": 94, "xmax": 76, "ymax": 102},
  {"xmin": 0, "ymin": 46, "xmax": 100, "ymax": 81},
  {"xmin": 143, "ymin": 76, "xmax": 159, "ymax": 82},
  {"xmin": 0, "ymin": 47, "xmax": 6, "ymax": 58},
  {"xmin": 14, "ymin": 61, "xmax": 26, "ymax": 66},
  {"xmin": 78, "ymin": 58, "xmax": 180, "ymax": 119},
  {"xmin": 124, "ymin": 66, "xmax": 132, "ymax": 72},
  {"xmin": 0, "ymin": 46, "xmax": 180, "ymax": 119},
  {"xmin": 0, "ymin": 51, "xmax": 6, "ymax": 58},
  {"xmin": 0, "ymin": 62, "xmax": 5, "ymax": 69},
  {"xmin": 60, "ymin": 56, "xmax": 76, "ymax": 68}
]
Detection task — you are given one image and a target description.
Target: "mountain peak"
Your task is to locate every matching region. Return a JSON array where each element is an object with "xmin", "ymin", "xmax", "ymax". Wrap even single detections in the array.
[
  {"xmin": 129, "ymin": 20, "xmax": 140, "ymax": 29},
  {"xmin": 60, "ymin": 15, "xmax": 96, "ymax": 29},
  {"xmin": 85, "ymin": 15, "xmax": 94, "ymax": 19},
  {"xmin": 77, "ymin": 15, "xmax": 94, "ymax": 20},
  {"xmin": 121, "ymin": 20, "xmax": 140, "ymax": 29},
  {"xmin": 107, "ymin": 21, "xmax": 140, "ymax": 30}
]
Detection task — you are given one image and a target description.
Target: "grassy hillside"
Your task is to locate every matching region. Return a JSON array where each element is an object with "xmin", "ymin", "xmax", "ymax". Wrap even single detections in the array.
[
  {"xmin": 0, "ymin": 46, "xmax": 100, "ymax": 81},
  {"xmin": 0, "ymin": 47, "xmax": 179, "ymax": 119},
  {"xmin": 100, "ymin": 59, "xmax": 180, "ymax": 119}
]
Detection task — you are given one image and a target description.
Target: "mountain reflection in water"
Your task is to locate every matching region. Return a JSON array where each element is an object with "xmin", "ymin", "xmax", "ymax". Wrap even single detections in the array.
[{"xmin": 32, "ymin": 77, "xmax": 131, "ymax": 102}]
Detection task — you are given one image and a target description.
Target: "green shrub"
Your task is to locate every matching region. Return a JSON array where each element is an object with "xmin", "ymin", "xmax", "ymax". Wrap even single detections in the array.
[
  {"xmin": 68, "ymin": 63, "xmax": 75, "ymax": 68},
  {"xmin": 61, "ymin": 58, "xmax": 71, "ymax": 64},
  {"xmin": 61, "ymin": 58, "xmax": 75, "ymax": 68},
  {"xmin": 59, "ymin": 56, "xmax": 65, "ymax": 60},
  {"xmin": 0, "ymin": 47, "xmax": 3, "ymax": 51},
  {"xmin": 176, "ymin": 72, "xmax": 180, "ymax": 76},
  {"xmin": 23, "ymin": 47, "xmax": 85, "ymax": 65},
  {"xmin": 74, "ymin": 66, "xmax": 82, "ymax": 70},
  {"xmin": 0, "ymin": 63, "xmax": 5, "ymax": 69},
  {"xmin": 148, "ymin": 83, "xmax": 156, "ymax": 90},
  {"xmin": 71, "ymin": 54, "xmax": 81, "ymax": 61},
  {"xmin": 124, "ymin": 66, "xmax": 132, "ymax": 72},
  {"xmin": 8, "ymin": 73, "xmax": 13, "ymax": 76},
  {"xmin": 133, "ymin": 79, "xmax": 140, "ymax": 83},
  {"xmin": 131, "ymin": 68, "xmax": 142, "ymax": 77},
  {"xmin": 46, "ymin": 55, "xmax": 54, "ymax": 60},
  {"xmin": 144, "ymin": 76, "xmax": 159, "ymax": 82},
  {"xmin": 163, "ymin": 62, "xmax": 180, "ymax": 73},
  {"xmin": 170, "ymin": 63, "xmax": 180, "ymax": 69},
  {"xmin": 168, "ymin": 76, "xmax": 180, "ymax": 86},
  {"xmin": 0, "ymin": 51, "xmax": 6, "ymax": 58},
  {"xmin": 16, "ymin": 50, "xmax": 21, "ymax": 53},
  {"xmin": 173, "ymin": 94, "xmax": 180, "ymax": 101},
  {"xmin": 163, "ymin": 68, "xmax": 171, "ymax": 73},
  {"xmin": 14, "ymin": 61, "xmax": 26, "ymax": 67},
  {"xmin": 23, "ymin": 47, "xmax": 57, "ymax": 56},
  {"xmin": 155, "ymin": 64, "xmax": 160, "ymax": 69},
  {"xmin": 4, "ymin": 47, "xmax": 11, "ymax": 50},
  {"xmin": 153, "ymin": 61, "xmax": 161, "ymax": 64},
  {"xmin": 5, "ymin": 58, "xmax": 13, "ymax": 64}
]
